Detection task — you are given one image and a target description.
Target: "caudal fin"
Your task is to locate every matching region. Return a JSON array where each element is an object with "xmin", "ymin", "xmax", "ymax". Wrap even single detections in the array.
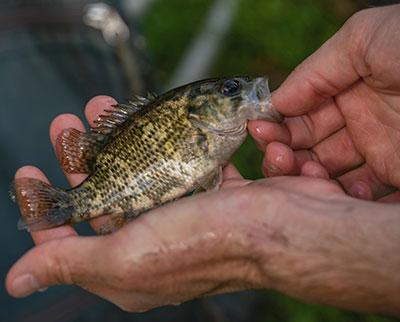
[{"xmin": 10, "ymin": 178, "xmax": 74, "ymax": 232}]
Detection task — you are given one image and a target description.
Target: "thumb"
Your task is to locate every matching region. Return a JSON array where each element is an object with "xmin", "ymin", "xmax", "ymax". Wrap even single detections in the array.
[
  {"xmin": 6, "ymin": 236, "xmax": 104, "ymax": 297},
  {"xmin": 273, "ymin": 13, "xmax": 365, "ymax": 116}
]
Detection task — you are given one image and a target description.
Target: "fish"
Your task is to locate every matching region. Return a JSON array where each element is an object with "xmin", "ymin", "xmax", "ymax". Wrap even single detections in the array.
[{"xmin": 10, "ymin": 77, "xmax": 283, "ymax": 233}]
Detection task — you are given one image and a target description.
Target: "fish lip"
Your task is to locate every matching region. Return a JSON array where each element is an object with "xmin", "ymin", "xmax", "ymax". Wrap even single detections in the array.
[{"xmin": 243, "ymin": 77, "xmax": 283, "ymax": 123}]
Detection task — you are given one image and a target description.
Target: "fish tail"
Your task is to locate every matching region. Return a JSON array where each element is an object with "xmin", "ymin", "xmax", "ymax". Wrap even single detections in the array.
[{"xmin": 10, "ymin": 178, "xmax": 74, "ymax": 232}]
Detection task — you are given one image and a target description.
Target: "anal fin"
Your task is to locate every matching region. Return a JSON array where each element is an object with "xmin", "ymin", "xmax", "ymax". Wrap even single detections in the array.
[{"xmin": 56, "ymin": 128, "xmax": 105, "ymax": 174}]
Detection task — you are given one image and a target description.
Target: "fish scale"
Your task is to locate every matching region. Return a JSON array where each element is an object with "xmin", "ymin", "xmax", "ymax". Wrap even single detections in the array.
[
  {"xmin": 68, "ymin": 98, "xmax": 208, "ymax": 223},
  {"xmin": 11, "ymin": 77, "xmax": 282, "ymax": 233}
]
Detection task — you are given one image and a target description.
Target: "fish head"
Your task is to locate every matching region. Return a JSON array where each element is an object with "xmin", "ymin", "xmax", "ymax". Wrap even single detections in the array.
[{"xmin": 186, "ymin": 77, "xmax": 282, "ymax": 135}]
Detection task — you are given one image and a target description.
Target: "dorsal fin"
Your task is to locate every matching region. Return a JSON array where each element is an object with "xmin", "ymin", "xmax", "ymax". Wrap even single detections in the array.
[
  {"xmin": 92, "ymin": 93, "xmax": 156, "ymax": 136},
  {"xmin": 56, "ymin": 94, "xmax": 158, "ymax": 174}
]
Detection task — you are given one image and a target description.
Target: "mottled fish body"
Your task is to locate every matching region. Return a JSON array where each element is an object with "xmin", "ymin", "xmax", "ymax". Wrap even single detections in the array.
[{"xmin": 11, "ymin": 77, "xmax": 282, "ymax": 233}]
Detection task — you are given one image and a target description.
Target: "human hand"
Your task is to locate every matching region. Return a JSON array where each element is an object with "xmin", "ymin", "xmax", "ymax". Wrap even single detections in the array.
[
  {"xmin": 249, "ymin": 5, "xmax": 400, "ymax": 201},
  {"xmin": 5, "ymin": 97, "xmax": 400, "ymax": 314}
]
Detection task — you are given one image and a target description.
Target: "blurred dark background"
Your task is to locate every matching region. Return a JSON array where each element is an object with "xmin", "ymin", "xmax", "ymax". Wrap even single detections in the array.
[{"xmin": 1, "ymin": 0, "xmax": 399, "ymax": 321}]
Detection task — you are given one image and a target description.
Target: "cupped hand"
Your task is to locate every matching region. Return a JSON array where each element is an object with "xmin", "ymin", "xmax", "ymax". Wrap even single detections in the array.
[
  {"xmin": 249, "ymin": 5, "xmax": 400, "ymax": 201},
  {"xmin": 5, "ymin": 97, "xmax": 400, "ymax": 314}
]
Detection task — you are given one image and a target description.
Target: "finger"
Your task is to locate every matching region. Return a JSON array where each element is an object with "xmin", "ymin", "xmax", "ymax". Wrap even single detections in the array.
[
  {"xmin": 85, "ymin": 95, "xmax": 118, "ymax": 127},
  {"xmin": 6, "ymin": 235, "xmax": 103, "ymax": 298},
  {"xmin": 298, "ymin": 161, "xmax": 344, "ymax": 192},
  {"xmin": 336, "ymin": 164, "xmax": 395, "ymax": 201},
  {"xmin": 284, "ymin": 99, "xmax": 345, "ymax": 149},
  {"xmin": 50, "ymin": 114, "xmax": 104, "ymax": 234},
  {"xmin": 311, "ymin": 128, "xmax": 364, "ymax": 177},
  {"xmin": 221, "ymin": 163, "xmax": 250, "ymax": 189},
  {"xmin": 262, "ymin": 142, "xmax": 298, "ymax": 177},
  {"xmin": 222, "ymin": 163, "xmax": 243, "ymax": 181},
  {"xmin": 83, "ymin": 96, "xmax": 118, "ymax": 233},
  {"xmin": 300, "ymin": 161, "xmax": 330, "ymax": 180},
  {"xmin": 50, "ymin": 95, "xmax": 117, "ymax": 184},
  {"xmin": 379, "ymin": 191, "xmax": 400, "ymax": 203},
  {"xmin": 50, "ymin": 114, "xmax": 88, "ymax": 187},
  {"xmin": 248, "ymin": 120, "xmax": 290, "ymax": 152},
  {"xmin": 272, "ymin": 16, "xmax": 362, "ymax": 116},
  {"xmin": 15, "ymin": 166, "xmax": 77, "ymax": 245},
  {"xmin": 50, "ymin": 96, "xmax": 117, "ymax": 234},
  {"xmin": 248, "ymin": 98, "xmax": 345, "ymax": 151}
]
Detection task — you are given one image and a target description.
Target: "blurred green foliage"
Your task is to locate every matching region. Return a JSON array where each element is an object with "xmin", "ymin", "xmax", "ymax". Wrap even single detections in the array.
[
  {"xmin": 142, "ymin": 0, "xmax": 213, "ymax": 82},
  {"xmin": 142, "ymin": 1, "xmax": 399, "ymax": 321}
]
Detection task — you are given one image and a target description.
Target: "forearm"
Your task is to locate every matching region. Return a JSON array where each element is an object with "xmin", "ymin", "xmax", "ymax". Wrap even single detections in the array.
[{"xmin": 249, "ymin": 194, "xmax": 400, "ymax": 315}]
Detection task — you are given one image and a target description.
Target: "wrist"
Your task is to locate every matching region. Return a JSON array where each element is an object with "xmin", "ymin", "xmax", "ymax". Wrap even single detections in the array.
[{"xmin": 245, "ymin": 192, "xmax": 400, "ymax": 315}]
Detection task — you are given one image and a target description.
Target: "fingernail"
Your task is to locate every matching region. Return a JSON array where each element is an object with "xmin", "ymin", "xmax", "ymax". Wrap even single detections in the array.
[{"xmin": 12, "ymin": 274, "xmax": 40, "ymax": 297}]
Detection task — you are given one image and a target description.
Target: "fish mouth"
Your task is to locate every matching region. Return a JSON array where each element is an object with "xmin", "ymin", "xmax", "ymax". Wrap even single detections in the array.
[{"xmin": 244, "ymin": 77, "xmax": 283, "ymax": 123}]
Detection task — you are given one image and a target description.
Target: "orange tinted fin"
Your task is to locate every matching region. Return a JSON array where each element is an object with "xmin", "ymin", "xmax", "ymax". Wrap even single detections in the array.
[
  {"xmin": 10, "ymin": 178, "xmax": 74, "ymax": 232},
  {"xmin": 56, "ymin": 128, "xmax": 105, "ymax": 174},
  {"xmin": 57, "ymin": 97, "xmax": 156, "ymax": 174}
]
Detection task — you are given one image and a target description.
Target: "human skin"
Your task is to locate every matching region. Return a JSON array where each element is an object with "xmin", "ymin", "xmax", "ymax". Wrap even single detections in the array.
[
  {"xmin": 5, "ymin": 5, "xmax": 400, "ymax": 316},
  {"xmin": 249, "ymin": 5, "xmax": 400, "ymax": 201}
]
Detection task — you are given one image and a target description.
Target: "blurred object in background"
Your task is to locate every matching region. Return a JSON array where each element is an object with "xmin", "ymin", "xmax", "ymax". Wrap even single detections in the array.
[
  {"xmin": 0, "ymin": 1, "xmax": 149, "ymax": 321},
  {"xmin": 121, "ymin": 0, "xmax": 157, "ymax": 17},
  {"xmin": 166, "ymin": 0, "xmax": 240, "ymax": 90},
  {"xmin": 2, "ymin": 1, "xmax": 400, "ymax": 322}
]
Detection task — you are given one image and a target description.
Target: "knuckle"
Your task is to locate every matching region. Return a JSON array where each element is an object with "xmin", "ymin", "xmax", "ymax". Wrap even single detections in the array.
[
  {"xmin": 341, "ymin": 9, "xmax": 371, "ymax": 54},
  {"xmin": 344, "ymin": 7, "xmax": 373, "ymax": 30}
]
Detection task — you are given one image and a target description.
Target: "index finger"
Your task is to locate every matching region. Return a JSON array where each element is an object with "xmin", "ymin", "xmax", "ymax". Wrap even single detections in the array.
[{"xmin": 272, "ymin": 14, "xmax": 364, "ymax": 116}]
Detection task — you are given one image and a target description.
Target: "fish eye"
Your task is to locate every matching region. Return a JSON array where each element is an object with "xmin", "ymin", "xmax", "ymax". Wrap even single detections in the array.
[{"xmin": 221, "ymin": 79, "xmax": 241, "ymax": 97}]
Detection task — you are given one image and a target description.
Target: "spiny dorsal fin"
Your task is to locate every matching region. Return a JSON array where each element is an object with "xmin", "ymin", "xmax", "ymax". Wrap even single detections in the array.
[
  {"xmin": 56, "ymin": 94, "xmax": 158, "ymax": 174},
  {"xmin": 92, "ymin": 93, "xmax": 157, "ymax": 136}
]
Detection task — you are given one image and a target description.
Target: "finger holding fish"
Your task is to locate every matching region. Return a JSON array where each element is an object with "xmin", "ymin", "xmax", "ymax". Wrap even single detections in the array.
[
  {"xmin": 12, "ymin": 97, "xmax": 116, "ymax": 246},
  {"xmin": 13, "ymin": 77, "xmax": 283, "ymax": 234},
  {"xmin": 50, "ymin": 96, "xmax": 118, "ymax": 234}
]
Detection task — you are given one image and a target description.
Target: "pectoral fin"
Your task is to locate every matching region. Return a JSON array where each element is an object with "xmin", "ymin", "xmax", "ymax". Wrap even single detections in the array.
[{"xmin": 193, "ymin": 166, "xmax": 223, "ymax": 194}]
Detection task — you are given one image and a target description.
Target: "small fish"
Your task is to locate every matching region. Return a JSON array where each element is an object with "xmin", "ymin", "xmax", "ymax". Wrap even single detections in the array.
[{"xmin": 10, "ymin": 77, "xmax": 282, "ymax": 233}]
